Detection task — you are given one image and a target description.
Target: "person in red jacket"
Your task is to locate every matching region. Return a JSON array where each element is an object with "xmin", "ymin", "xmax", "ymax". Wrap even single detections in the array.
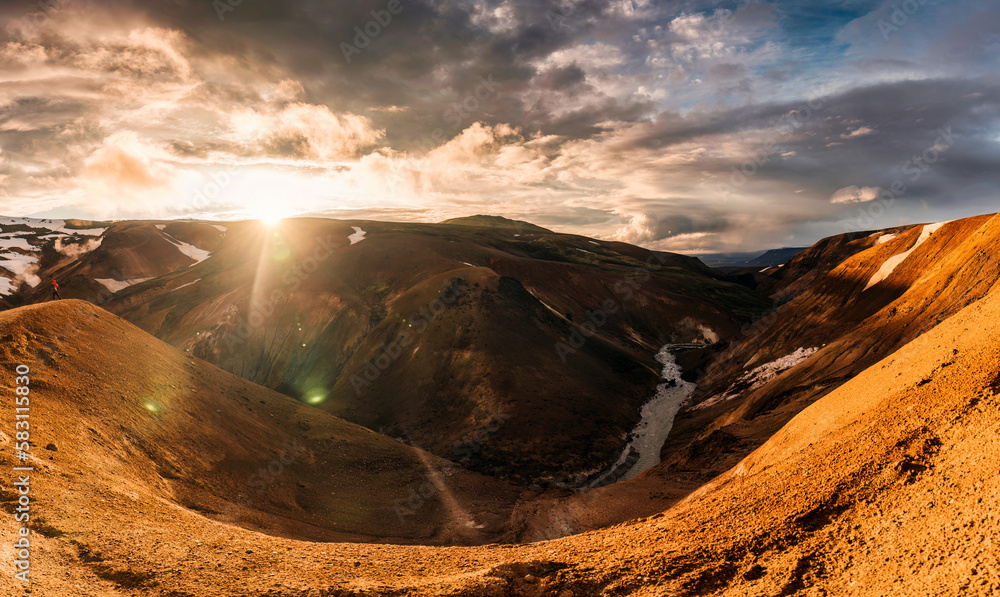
[{"xmin": 51, "ymin": 280, "xmax": 61, "ymax": 300}]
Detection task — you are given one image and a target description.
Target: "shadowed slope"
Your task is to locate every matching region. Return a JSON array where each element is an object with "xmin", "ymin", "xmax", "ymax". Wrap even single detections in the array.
[
  {"xmin": 102, "ymin": 217, "xmax": 768, "ymax": 483},
  {"xmin": 0, "ymin": 300, "xmax": 519, "ymax": 550}
]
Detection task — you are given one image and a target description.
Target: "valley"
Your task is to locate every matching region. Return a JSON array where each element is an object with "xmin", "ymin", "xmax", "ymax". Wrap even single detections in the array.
[{"xmin": 1, "ymin": 211, "xmax": 998, "ymax": 596}]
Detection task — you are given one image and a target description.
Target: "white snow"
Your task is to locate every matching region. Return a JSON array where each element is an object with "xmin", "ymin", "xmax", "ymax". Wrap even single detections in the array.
[
  {"xmin": 0, "ymin": 252, "xmax": 38, "ymax": 276},
  {"xmin": 876, "ymin": 233, "xmax": 897, "ymax": 245},
  {"xmin": 156, "ymin": 225, "xmax": 166, "ymax": 230},
  {"xmin": 162, "ymin": 233, "xmax": 211, "ymax": 265},
  {"xmin": 591, "ymin": 345, "xmax": 696, "ymax": 485},
  {"xmin": 0, "ymin": 236, "xmax": 33, "ymax": 251},
  {"xmin": 94, "ymin": 278, "xmax": 152, "ymax": 293},
  {"xmin": 864, "ymin": 222, "xmax": 949, "ymax": 291},
  {"xmin": 348, "ymin": 226, "xmax": 367, "ymax": 245},
  {"xmin": 576, "ymin": 248, "xmax": 595, "ymax": 254},
  {"xmin": 742, "ymin": 347, "xmax": 819, "ymax": 390},
  {"xmin": 0, "ymin": 216, "xmax": 105, "ymax": 236},
  {"xmin": 524, "ymin": 286, "xmax": 568, "ymax": 320},
  {"xmin": 692, "ymin": 347, "xmax": 819, "ymax": 411},
  {"xmin": 461, "ymin": 262, "xmax": 475, "ymax": 267},
  {"xmin": 172, "ymin": 279, "xmax": 201, "ymax": 291},
  {"xmin": 213, "ymin": 225, "xmax": 228, "ymax": 232},
  {"xmin": 0, "ymin": 217, "xmax": 109, "ymax": 295},
  {"xmin": 588, "ymin": 240, "xmax": 599, "ymax": 245}
]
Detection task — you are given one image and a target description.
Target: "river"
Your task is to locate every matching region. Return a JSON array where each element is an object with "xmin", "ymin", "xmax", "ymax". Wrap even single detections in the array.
[{"xmin": 590, "ymin": 344, "xmax": 697, "ymax": 486}]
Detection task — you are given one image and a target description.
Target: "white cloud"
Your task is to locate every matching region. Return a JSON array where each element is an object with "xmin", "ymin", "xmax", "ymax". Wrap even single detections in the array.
[
  {"xmin": 830, "ymin": 185, "xmax": 881, "ymax": 204},
  {"xmin": 83, "ymin": 132, "xmax": 177, "ymax": 189},
  {"xmin": 842, "ymin": 126, "xmax": 876, "ymax": 139},
  {"xmin": 229, "ymin": 103, "xmax": 384, "ymax": 161},
  {"xmin": 542, "ymin": 43, "xmax": 627, "ymax": 70}
]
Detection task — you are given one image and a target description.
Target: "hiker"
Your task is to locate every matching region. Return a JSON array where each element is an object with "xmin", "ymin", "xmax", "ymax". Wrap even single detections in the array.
[{"xmin": 51, "ymin": 280, "xmax": 61, "ymax": 300}]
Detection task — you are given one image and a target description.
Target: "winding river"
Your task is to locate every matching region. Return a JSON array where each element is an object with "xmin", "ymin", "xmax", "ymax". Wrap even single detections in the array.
[{"xmin": 590, "ymin": 344, "xmax": 697, "ymax": 486}]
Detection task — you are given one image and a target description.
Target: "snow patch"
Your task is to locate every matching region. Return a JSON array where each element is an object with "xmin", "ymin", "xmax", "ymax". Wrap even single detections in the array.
[
  {"xmin": 0, "ymin": 236, "xmax": 32, "ymax": 251},
  {"xmin": 213, "ymin": 225, "xmax": 228, "ymax": 232},
  {"xmin": 172, "ymin": 279, "xmax": 201, "ymax": 292},
  {"xmin": 741, "ymin": 347, "xmax": 819, "ymax": 390},
  {"xmin": 460, "ymin": 262, "xmax": 475, "ymax": 267},
  {"xmin": 691, "ymin": 347, "xmax": 819, "ymax": 411},
  {"xmin": 524, "ymin": 286, "xmax": 567, "ymax": 320},
  {"xmin": 864, "ymin": 222, "xmax": 949, "ymax": 291},
  {"xmin": 876, "ymin": 233, "xmax": 897, "ymax": 245},
  {"xmin": 0, "ymin": 253, "xmax": 38, "ymax": 276},
  {"xmin": 0, "ymin": 216, "xmax": 105, "ymax": 236},
  {"xmin": 95, "ymin": 278, "xmax": 152, "ymax": 293},
  {"xmin": 163, "ymin": 233, "xmax": 211, "ymax": 265},
  {"xmin": 155, "ymin": 225, "xmax": 166, "ymax": 230},
  {"xmin": 348, "ymin": 226, "xmax": 367, "ymax": 245}
]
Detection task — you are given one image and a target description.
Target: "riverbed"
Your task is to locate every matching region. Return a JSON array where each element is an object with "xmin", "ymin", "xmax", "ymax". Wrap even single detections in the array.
[{"xmin": 590, "ymin": 344, "xmax": 696, "ymax": 486}]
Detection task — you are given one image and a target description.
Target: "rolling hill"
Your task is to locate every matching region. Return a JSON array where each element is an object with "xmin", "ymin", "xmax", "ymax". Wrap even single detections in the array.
[
  {"xmin": 0, "ymin": 300, "xmax": 520, "ymax": 550},
  {"xmin": 657, "ymin": 212, "xmax": 1000, "ymax": 498}
]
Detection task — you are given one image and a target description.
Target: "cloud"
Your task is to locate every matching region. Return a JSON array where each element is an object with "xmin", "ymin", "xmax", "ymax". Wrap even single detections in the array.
[
  {"xmin": 830, "ymin": 185, "xmax": 881, "ymax": 204},
  {"xmin": 229, "ymin": 103, "xmax": 384, "ymax": 161},
  {"xmin": 842, "ymin": 126, "xmax": 876, "ymax": 138},
  {"xmin": 613, "ymin": 212, "xmax": 730, "ymax": 244},
  {"xmin": 83, "ymin": 132, "xmax": 176, "ymax": 189},
  {"xmin": 0, "ymin": 0, "xmax": 998, "ymax": 251}
]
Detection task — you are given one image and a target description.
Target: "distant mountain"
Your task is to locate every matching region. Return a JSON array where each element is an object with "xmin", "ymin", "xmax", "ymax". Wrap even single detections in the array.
[
  {"xmin": 441, "ymin": 214, "xmax": 552, "ymax": 233},
  {"xmin": 747, "ymin": 247, "xmax": 809, "ymax": 268},
  {"xmin": 696, "ymin": 246, "xmax": 807, "ymax": 269}
]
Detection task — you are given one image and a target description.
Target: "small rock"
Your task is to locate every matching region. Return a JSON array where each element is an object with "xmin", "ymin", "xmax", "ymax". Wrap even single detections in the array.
[
  {"xmin": 524, "ymin": 574, "xmax": 537, "ymax": 583},
  {"xmin": 45, "ymin": 443, "xmax": 57, "ymax": 451}
]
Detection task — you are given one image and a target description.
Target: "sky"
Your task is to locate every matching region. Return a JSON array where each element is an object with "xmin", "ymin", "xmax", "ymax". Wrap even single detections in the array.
[{"xmin": 0, "ymin": 0, "xmax": 998, "ymax": 252}]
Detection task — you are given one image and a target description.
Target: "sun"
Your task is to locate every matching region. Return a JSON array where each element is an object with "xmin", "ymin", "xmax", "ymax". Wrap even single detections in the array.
[{"xmin": 248, "ymin": 203, "xmax": 294, "ymax": 226}]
